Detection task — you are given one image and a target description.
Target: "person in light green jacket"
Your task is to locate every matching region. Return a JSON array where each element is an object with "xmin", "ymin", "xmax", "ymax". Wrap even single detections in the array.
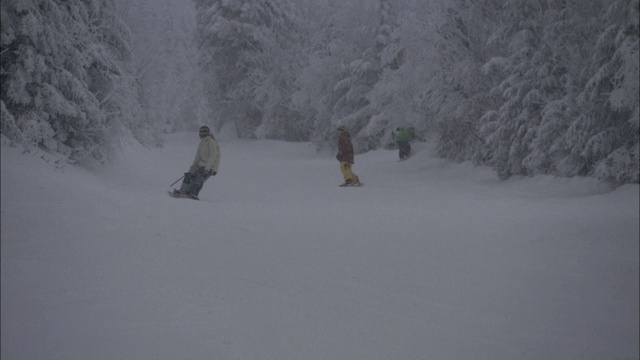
[
  {"xmin": 174, "ymin": 126, "xmax": 221, "ymax": 199},
  {"xmin": 392, "ymin": 127, "xmax": 424, "ymax": 160}
]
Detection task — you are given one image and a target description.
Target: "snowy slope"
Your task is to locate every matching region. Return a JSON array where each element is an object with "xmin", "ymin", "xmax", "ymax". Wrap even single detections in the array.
[{"xmin": 2, "ymin": 133, "xmax": 638, "ymax": 360}]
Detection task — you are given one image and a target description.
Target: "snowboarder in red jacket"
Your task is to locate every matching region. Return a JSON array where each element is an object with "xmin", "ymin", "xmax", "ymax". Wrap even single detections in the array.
[{"xmin": 336, "ymin": 125, "xmax": 361, "ymax": 186}]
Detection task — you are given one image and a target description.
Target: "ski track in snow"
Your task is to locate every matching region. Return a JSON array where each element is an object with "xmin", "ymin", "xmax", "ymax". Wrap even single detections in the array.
[{"xmin": 1, "ymin": 132, "xmax": 638, "ymax": 360}]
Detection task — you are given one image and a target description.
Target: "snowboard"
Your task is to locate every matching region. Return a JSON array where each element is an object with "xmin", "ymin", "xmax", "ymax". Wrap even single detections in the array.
[
  {"xmin": 398, "ymin": 151, "xmax": 415, "ymax": 162},
  {"xmin": 339, "ymin": 182, "xmax": 363, "ymax": 187},
  {"xmin": 168, "ymin": 190, "xmax": 199, "ymax": 200}
]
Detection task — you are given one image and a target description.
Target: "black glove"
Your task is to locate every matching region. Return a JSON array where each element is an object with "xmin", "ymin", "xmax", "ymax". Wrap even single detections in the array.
[
  {"xmin": 336, "ymin": 153, "xmax": 342, "ymax": 161},
  {"xmin": 209, "ymin": 170, "xmax": 217, "ymax": 176}
]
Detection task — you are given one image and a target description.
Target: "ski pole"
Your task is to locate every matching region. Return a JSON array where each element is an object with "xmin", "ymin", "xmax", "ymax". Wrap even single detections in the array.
[{"xmin": 170, "ymin": 175, "xmax": 184, "ymax": 187}]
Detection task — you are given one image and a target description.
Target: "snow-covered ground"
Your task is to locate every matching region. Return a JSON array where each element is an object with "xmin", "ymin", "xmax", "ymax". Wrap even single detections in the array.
[{"xmin": 2, "ymin": 132, "xmax": 638, "ymax": 359}]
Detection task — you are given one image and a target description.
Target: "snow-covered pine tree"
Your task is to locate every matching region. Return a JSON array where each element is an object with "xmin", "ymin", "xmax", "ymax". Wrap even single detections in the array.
[
  {"xmin": 522, "ymin": 1, "xmax": 603, "ymax": 176},
  {"xmin": 356, "ymin": 0, "xmax": 410, "ymax": 150},
  {"xmin": 290, "ymin": 1, "xmax": 358, "ymax": 148},
  {"xmin": 480, "ymin": 0, "xmax": 554, "ymax": 179},
  {"xmin": 424, "ymin": 0, "xmax": 503, "ymax": 164},
  {"xmin": 88, "ymin": 0, "xmax": 153, "ymax": 151},
  {"xmin": 478, "ymin": 0, "xmax": 604, "ymax": 180},
  {"xmin": 477, "ymin": 0, "xmax": 638, "ymax": 184},
  {"xmin": 194, "ymin": 0, "xmax": 296, "ymax": 138},
  {"xmin": 250, "ymin": 1, "xmax": 306, "ymax": 141},
  {"xmin": 117, "ymin": 0, "xmax": 202, "ymax": 134},
  {"xmin": 2, "ymin": 0, "xmax": 98, "ymax": 156},
  {"xmin": 292, "ymin": 0, "xmax": 430, "ymax": 150},
  {"xmin": 564, "ymin": 0, "xmax": 639, "ymax": 184},
  {"xmin": 1, "ymin": 0, "xmax": 145, "ymax": 162},
  {"xmin": 324, "ymin": 0, "xmax": 405, "ymax": 152}
]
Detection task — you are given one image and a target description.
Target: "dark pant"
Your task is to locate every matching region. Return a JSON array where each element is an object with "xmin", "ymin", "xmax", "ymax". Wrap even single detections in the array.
[
  {"xmin": 398, "ymin": 141, "xmax": 411, "ymax": 159},
  {"xmin": 179, "ymin": 168, "xmax": 210, "ymax": 196}
]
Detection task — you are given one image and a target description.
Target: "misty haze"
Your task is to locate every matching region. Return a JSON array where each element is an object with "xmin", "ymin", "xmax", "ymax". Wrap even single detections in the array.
[{"xmin": 1, "ymin": 0, "xmax": 638, "ymax": 359}]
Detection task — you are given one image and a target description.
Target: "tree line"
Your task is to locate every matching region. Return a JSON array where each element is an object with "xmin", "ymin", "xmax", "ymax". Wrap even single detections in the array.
[{"xmin": 1, "ymin": 0, "xmax": 638, "ymax": 184}]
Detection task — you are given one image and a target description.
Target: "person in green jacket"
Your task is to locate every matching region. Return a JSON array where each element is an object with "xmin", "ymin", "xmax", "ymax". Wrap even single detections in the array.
[{"xmin": 392, "ymin": 127, "xmax": 424, "ymax": 160}]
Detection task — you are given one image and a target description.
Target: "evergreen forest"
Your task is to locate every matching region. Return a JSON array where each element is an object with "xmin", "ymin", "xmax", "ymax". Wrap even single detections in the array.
[{"xmin": 1, "ymin": 0, "xmax": 638, "ymax": 184}]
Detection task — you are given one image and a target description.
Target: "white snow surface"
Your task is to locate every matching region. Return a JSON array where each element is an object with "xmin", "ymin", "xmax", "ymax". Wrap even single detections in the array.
[{"xmin": 2, "ymin": 132, "xmax": 638, "ymax": 360}]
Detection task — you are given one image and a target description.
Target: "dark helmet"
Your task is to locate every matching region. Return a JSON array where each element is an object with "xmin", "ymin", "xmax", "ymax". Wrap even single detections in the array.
[{"xmin": 199, "ymin": 126, "xmax": 210, "ymax": 138}]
